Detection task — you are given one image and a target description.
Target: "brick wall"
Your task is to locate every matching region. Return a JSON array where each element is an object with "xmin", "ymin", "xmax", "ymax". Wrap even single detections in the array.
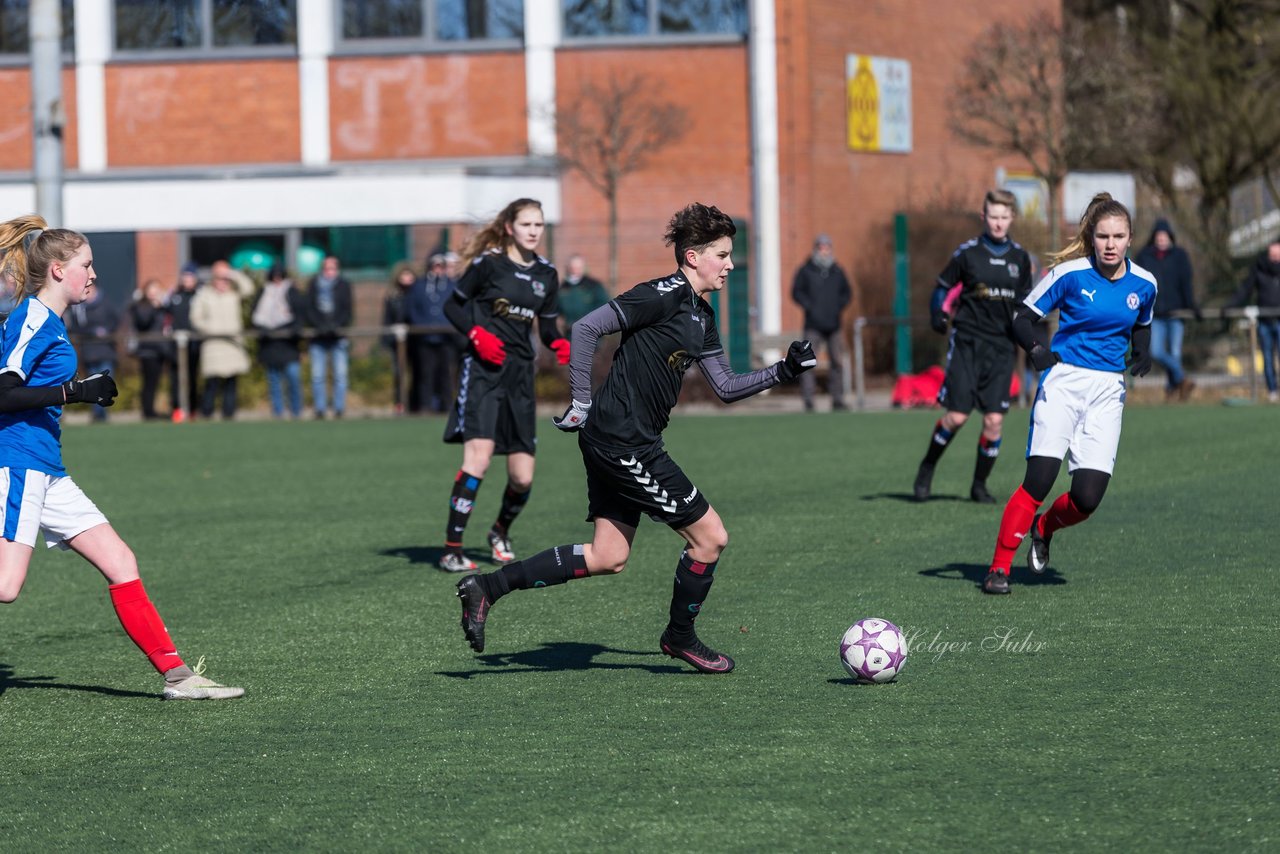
[
  {"xmin": 0, "ymin": 67, "xmax": 80, "ymax": 171},
  {"xmin": 106, "ymin": 60, "xmax": 300, "ymax": 167},
  {"xmin": 328, "ymin": 53, "xmax": 528, "ymax": 160}
]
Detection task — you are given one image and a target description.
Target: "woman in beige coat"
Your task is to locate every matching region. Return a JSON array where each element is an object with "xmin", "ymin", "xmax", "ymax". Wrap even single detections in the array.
[{"xmin": 191, "ymin": 260, "xmax": 254, "ymax": 419}]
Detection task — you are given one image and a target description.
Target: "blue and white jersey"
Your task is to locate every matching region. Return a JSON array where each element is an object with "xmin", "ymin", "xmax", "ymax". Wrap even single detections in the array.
[
  {"xmin": 1024, "ymin": 256, "xmax": 1157, "ymax": 373},
  {"xmin": 0, "ymin": 298, "xmax": 77, "ymax": 475}
]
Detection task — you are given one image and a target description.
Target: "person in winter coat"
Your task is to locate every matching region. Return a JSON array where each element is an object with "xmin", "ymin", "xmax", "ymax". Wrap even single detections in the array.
[
  {"xmin": 383, "ymin": 263, "xmax": 420, "ymax": 414},
  {"xmin": 191, "ymin": 260, "xmax": 253, "ymax": 419},
  {"xmin": 251, "ymin": 263, "xmax": 306, "ymax": 418},
  {"xmin": 130, "ymin": 278, "xmax": 176, "ymax": 420},
  {"xmin": 1229, "ymin": 239, "xmax": 1280, "ymax": 401},
  {"xmin": 304, "ymin": 255, "xmax": 354, "ymax": 419},
  {"xmin": 409, "ymin": 253, "xmax": 459, "ymax": 414},
  {"xmin": 791, "ymin": 234, "xmax": 852, "ymax": 411},
  {"xmin": 166, "ymin": 262, "xmax": 202, "ymax": 420},
  {"xmin": 1133, "ymin": 219, "xmax": 1201, "ymax": 400},
  {"xmin": 64, "ymin": 286, "xmax": 120, "ymax": 422}
]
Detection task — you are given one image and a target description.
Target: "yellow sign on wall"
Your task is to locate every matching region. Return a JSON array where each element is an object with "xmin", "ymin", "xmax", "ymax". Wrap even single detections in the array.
[{"xmin": 847, "ymin": 54, "xmax": 911, "ymax": 153}]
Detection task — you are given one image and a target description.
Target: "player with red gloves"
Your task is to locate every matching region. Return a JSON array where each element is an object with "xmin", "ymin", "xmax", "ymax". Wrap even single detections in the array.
[{"xmin": 438, "ymin": 198, "xmax": 570, "ymax": 572}]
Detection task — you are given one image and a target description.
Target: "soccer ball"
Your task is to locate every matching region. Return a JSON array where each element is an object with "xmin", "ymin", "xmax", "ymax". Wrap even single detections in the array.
[{"xmin": 840, "ymin": 618, "xmax": 907, "ymax": 683}]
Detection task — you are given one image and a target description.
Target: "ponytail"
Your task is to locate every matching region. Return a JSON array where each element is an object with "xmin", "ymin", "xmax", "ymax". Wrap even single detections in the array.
[
  {"xmin": 456, "ymin": 198, "xmax": 543, "ymax": 270},
  {"xmin": 1047, "ymin": 192, "xmax": 1132, "ymax": 265},
  {"xmin": 0, "ymin": 214, "xmax": 87, "ymax": 299}
]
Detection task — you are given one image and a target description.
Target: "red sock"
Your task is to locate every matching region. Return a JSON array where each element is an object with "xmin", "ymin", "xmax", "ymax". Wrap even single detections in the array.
[
  {"xmin": 990, "ymin": 486, "xmax": 1042, "ymax": 575},
  {"xmin": 1042, "ymin": 493, "xmax": 1090, "ymax": 537},
  {"xmin": 109, "ymin": 579, "xmax": 184, "ymax": 674}
]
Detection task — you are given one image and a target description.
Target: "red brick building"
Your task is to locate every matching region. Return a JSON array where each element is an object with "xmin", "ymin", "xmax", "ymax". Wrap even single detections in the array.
[{"xmin": 0, "ymin": 0, "xmax": 1057, "ymax": 344}]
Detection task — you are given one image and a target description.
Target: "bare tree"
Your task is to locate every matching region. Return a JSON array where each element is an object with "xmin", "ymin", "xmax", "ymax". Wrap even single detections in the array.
[{"xmin": 555, "ymin": 71, "xmax": 689, "ymax": 288}]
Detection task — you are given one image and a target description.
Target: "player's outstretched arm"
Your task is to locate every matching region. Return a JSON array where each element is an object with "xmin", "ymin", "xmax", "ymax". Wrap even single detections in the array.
[
  {"xmin": 0, "ymin": 370, "xmax": 118, "ymax": 413},
  {"xmin": 698, "ymin": 340, "xmax": 815, "ymax": 404}
]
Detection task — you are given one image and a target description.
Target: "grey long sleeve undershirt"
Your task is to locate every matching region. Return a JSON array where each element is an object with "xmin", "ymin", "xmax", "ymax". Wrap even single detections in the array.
[{"xmin": 568, "ymin": 302, "xmax": 783, "ymax": 405}]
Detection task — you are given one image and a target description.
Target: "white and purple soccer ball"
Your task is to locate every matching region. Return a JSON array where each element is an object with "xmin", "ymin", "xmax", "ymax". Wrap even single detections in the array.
[{"xmin": 840, "ymin": 618, "xmax": 907, "ymax": 684}]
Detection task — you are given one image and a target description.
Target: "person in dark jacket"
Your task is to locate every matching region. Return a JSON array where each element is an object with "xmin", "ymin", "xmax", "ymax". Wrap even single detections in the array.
[
  {"xmin": 1229, "ymin": 239, "xmax": 1280, "ymax": 401},
  {"xmin": 1133, "ymin": 219, "xmax": 1201, "ymax": 400},
  {"xmin": 791, "ymin": 234, "xmax": 852, "ymax": 411},
  {"xmin": 408, "ymin": 253, "xmax": 459, "ymax": 414},
  {"xmin": 65, "ymin": 287, "xmax": 120, "ymax": 422},
  {"xmin": 383, "ymin": 263, "xmax": 420, "ymax": 414},
  {"xmin": 304, "ymin": 254, "xmax": 354, "ymax": 419},
  {"xmin": 130, "ymin": 278, "xmax": 176, "ymax": 420},
  {"xmin": 252, "ymin": 263, "xmax": 306, "ymax": 418},
  {"xmin": 166, "ymin": 261, "xmax": 202, "ymax": 421}
]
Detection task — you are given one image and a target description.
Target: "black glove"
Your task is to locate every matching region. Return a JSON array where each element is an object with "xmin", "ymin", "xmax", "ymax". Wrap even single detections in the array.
[
  {"xmin": 1027, "ymin": 345, "xmax": 1061, "ymax": 372},
  {"xmin": 776, "ymin": 340, "xmax": 817, "ymax": 382},
  {"xmin": 552, "ymin": 399, "xmax": 590, "ymax": 432},
  {"xmin": 63, "ymin": 371, "xmax": 118, "ymax": 407},
  {"xmin": 930, "ymin": 310, "xmax": 950, "ymax": 335},
  {"xmin": 1126, "ymin": 346, "xmax": 1153, "ymax": 377}
]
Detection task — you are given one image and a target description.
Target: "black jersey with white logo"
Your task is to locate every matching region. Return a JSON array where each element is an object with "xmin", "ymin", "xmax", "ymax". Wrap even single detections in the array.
[
  {"xmin": 455, "ymin": 250, "xmax": 560, "ymax": 362},
  {"xmin": 584, "ymin": 271, "xmax": 722, "ymax": 451},
  {"xmin": 938, "ymin": 235, "xmax": 1033, "ymax": 346}
]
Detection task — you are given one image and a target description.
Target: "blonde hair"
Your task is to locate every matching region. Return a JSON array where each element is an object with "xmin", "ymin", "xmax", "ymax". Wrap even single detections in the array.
[
  {"xmin": 457, "ymin": 198, "xmax": 543, "ymax": 270},
  {"xmin": 0, "ymin": 214, "xmax": 88, "ymax": 299},
  {"xmin": 1047, "ymin": 192, "xmax": 1132, "ymax": 265}
]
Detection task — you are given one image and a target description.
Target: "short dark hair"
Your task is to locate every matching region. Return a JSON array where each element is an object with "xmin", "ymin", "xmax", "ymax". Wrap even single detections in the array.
[{"xmin": 665, "ymin": 203, "xmax": 736, "ymax": 267}]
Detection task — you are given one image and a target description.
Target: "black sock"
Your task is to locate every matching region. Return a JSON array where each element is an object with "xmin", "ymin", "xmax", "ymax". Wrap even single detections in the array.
[
  {"xmin": 974, "ymin": 435, "xmax": 1001, "ymax": 485},
  {"xmin": 493, "ymin": 484, "xmax": 531, "ymax": 536},
  {"xmin": 445, "ymin": 470, "xmax": 482, "ymax": 552},
  {"xmin": 482, "ymin": 544, "xmax": 588, "ymax": 602},
  {"xmin": 922, "ymin": 419, "xmax": 956, "ymax": 466},
  {"xmin": 666, "ymin": 551, "xmax": 718, "ymax": 640}
]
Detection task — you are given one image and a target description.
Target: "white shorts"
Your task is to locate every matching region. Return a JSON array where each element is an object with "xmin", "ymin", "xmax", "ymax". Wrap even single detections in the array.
[
  {"xmin": 1, "ymin": 468, "xmax": 109, "ymax": 550},
  {"xmin": 1026, "ymin": 363, "xmax": 1127, "ymax": 475}
]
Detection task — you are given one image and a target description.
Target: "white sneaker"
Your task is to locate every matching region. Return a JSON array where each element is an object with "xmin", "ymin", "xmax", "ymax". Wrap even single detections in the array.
[
  {"xmin": 487, "ymin": 530, "xmax": 516, "ymax": 564},
  {"xmin": 163, "ymin": 674, "xmax": 245, "ymax": 701},
  {"xmin": 439, "ymin": 552, "xmax": 478, "ymax": 573}
]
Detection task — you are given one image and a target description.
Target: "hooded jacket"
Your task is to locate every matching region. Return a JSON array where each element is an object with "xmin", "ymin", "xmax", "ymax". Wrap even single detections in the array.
[{"xmin": 1133, "ymin": 219, "xmax": 1198, "ymax": 316}]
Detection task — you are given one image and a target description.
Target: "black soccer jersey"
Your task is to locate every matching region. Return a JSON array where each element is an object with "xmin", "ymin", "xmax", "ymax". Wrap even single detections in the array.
[
  {"xmin": 455, "ymin": 250, "xmax": 560, "ymax": 362},
  {"xmin": 938, "ymin": 235, "xmax": 1033, "ymax": 346},
  {"xmin": 584, "ymin": 271, "xmax": 722, "ymax": 451}
]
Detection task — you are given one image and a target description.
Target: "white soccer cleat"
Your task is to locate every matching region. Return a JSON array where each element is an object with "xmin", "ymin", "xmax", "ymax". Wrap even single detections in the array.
[{"xmin": 162, "ymin": 674, "xmax": 245, "ymax": 701}]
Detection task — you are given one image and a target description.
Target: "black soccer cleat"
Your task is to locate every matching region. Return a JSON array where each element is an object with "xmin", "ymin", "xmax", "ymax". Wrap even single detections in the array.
[
  {"xmin": 456, "ymin": 574, "xmax": 490, "ymax": 653},
  {"xmin": 1028, "ymin": 515, "xmax": 1051, "ymax": 574},
  {"xmin": 912, "ymin": 462, "xmax": 935, "ymax": 502},
  {"xmin": 970, "ymin": 481, "xmax": 997, "ymax": 504},
  {"xmin": 660, "ymin": 629, "xmax": 735, "ymax": 674},
  {"xmin": 982, "ymin": 569, "xmax": 1011, "ymax": 595}
]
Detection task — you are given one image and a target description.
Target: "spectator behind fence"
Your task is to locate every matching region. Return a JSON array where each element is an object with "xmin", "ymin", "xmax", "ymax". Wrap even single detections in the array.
[
  {"xmin": 409, "ymin": 253, "xmax": 458, "ymax": 414},
  {"xmin": 65, "ymin": 285, "xmax": 120, "ymax": 423},
  {"xmin": 791, "ymin": 233, "xmax": 852, "ymax": 412},
  {"xmin": 1133, "ymin": 218, "xmax": 1202, "ymax": 401},
  {"xmin": 130, "ymin": 278, "xmax": 176, "ymax": 421},
  {"xmin": 558, "ymin": 254, "xmax": 609, "ymax": 328},
  {"xmin": 166, "ymin": 261, "xmax": 202, "ymax": 421},
  {"xmin": 1228, "ymin": 238, "xmax": 1280, "ymax": 403},
  {"xmin": 191, "ymin": 260, "xmax": 253, "ymax": 420},
  {"xmin": 252, "ymin": 263, "xmax": 306, "ymax": 419},
  {"xmin": 305, "ymin": 254, "xmax": 353, "ymax": 420},
  {"xmin": 383, "ymin": 263, "xmax": 420, "ymax": 414}
]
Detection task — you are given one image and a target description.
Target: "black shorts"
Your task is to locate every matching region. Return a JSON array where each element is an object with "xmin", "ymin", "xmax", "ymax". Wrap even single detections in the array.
[
  {"xmin": 579, "ymin": 436, "xmax": 710, "ymax": 530},
  {"xmin": 443, "ymin": 355, "xmax": 537, "ymax": 455},
  {"xmin": 938, "ymin": 333, "xmax": 1015, "ymax": 415}
]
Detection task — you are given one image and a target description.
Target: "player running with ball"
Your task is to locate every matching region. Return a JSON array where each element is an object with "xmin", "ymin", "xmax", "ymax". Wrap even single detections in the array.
[
  {"xmin": 0, "ymin": 215, "xmax": 242, "ymax": 699},
  {"xmin": 455, "ymin": 203, "xmax": 816, "ymax": 672},
  {"xmin": 982, "ymin": 193, "xmax": 1156, "ymax": 594}
]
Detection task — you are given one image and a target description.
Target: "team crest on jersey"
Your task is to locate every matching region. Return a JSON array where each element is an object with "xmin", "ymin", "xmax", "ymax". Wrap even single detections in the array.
[
  {"xmin": 1126, "ymin": 293, "xmax": 1140, "ymax": 310},
  {"xmin": 666, "ymin": 349, "xmax": 694, "ymax": 372},
  {"xmin": 1008, "ymin": 263, "xmax": 1019, "ymax": 277},
  {"xmin": 531, "ymin": 280, "xmax": 546, "ymax": 298}
]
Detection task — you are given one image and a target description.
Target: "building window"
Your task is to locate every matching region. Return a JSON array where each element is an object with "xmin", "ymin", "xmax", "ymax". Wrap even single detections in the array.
[
  {"xmin": 0, "ymin": 0, "xmax": 75, "ymax": 55},
  {"xmin": 114, "ymin": 0, "xmax": 296, "ymax": 51},
  {"xmin": 340, "ymin": 0, "xmax": 523, "ymax": 44},
  {"xmin": 563, "ymin": 0, "xmax": 746, "ymax": 38}
]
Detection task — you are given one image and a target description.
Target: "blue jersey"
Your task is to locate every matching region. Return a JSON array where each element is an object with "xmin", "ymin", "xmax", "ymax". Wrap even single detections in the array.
[
  {"xmin": 1024, "ymin": 256, "xmax": 1157, "ymax": 373},
  {"xmin": 0, "ymin": 298, "xmax": 78, "ymax": 475}
]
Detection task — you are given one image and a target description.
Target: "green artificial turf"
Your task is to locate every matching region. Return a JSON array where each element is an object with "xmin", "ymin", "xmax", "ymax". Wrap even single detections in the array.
[{"xmin": 1, "ymin": 405, "xmax": 1275, "ymax": 851}]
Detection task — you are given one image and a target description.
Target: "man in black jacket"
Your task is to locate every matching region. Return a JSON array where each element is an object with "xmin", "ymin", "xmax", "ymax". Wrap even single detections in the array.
[
  {"xmin": 791, "ymin": 234, "xmax": 853, "ymax": 411},
  {"xmin": 1133, "ymin": 219, "xmax": 1201, "ymax": 400},
  {"xmin": 305, "ymin": 254, "xmax": 354, "ymax": 419},
  {"xmin": 1230, "ymin": 239, "xmax": 1280, "ymax": 402}
]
